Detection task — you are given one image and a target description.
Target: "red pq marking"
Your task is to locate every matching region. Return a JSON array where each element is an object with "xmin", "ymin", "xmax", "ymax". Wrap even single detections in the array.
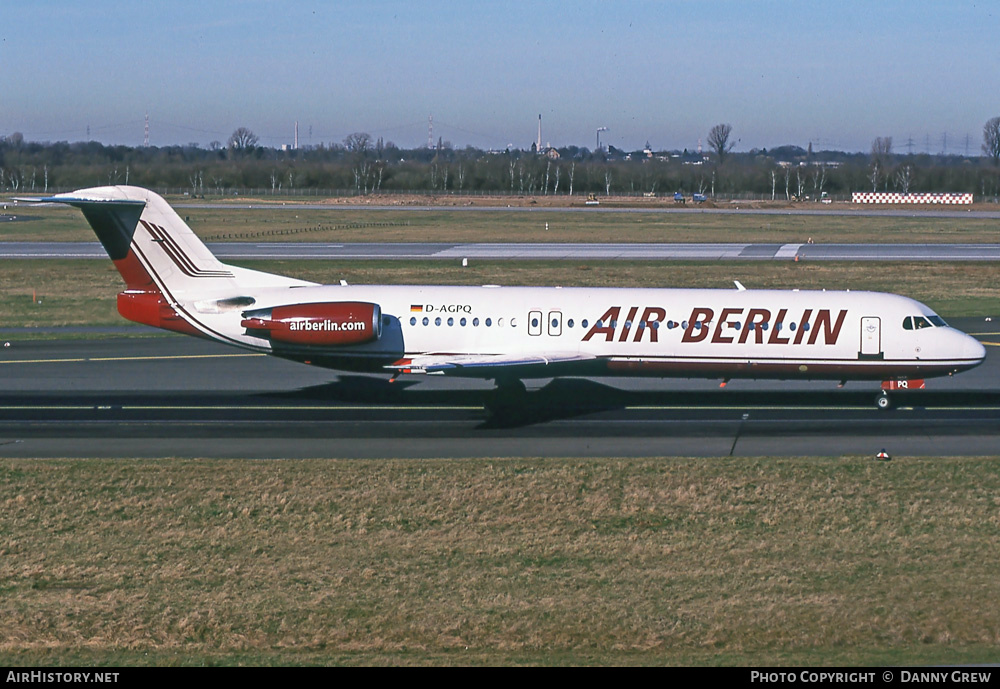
[{"xmin": 882, "ymin": 379, "xmax": 925, "ymax": 391}]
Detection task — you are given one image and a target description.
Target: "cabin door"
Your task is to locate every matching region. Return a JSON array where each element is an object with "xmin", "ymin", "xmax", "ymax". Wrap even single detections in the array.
[{"xmin": 860, "ymin": 317, "xmax": 881, "ymax": 356}]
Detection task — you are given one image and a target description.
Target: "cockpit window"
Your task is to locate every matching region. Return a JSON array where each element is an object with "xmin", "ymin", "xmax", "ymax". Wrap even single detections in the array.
[{"xmin": 904, "ymin": 315, "xmax": 946, "ymax": 330}]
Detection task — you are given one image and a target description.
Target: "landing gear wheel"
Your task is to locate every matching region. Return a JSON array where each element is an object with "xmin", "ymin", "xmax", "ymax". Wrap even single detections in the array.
[{"xmin": 876, "ymin": 393, "xmax": 892, "ymax": 410}]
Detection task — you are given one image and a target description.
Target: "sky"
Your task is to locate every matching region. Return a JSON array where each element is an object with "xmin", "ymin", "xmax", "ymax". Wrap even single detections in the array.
[{"xmin": 2, "ymin": 1, "xmax": 998, "ymax": 153}]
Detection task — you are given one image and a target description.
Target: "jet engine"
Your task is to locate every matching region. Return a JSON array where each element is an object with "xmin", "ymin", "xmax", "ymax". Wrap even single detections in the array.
[{"xmin": 241, "ymin": 301, "xmax": 382, "ymax": 346}]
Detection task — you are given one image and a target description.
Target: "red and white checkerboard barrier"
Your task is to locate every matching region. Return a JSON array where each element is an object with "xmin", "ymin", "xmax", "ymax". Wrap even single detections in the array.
[{"xmin": 852, "ymin": 192, "xmax": 973, "ymax": 204}]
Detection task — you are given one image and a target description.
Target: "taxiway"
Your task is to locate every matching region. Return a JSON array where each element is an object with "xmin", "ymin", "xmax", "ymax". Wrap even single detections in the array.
[{"xmin": 1, "ymin": 319, "xmax": 997, "ymax": 459}]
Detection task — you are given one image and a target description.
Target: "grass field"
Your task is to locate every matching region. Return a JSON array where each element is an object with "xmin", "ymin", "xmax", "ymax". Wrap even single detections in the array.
[
  {"xmin": 4, "ymin": 201, "xmax": 1000, "ymax": 244},
  {"xmin": 2, "ymin": 456, "xmax": 999, "ymax": 666},
  {"xmin": 1, "ymin": 259, "xmax": 996, "ymax": 332}
]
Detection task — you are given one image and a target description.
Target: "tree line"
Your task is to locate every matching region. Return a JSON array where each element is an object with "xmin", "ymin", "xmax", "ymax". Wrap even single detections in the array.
[{"xmin": 2, "ymin": 122, "xmax": 999, "ymax": 200}]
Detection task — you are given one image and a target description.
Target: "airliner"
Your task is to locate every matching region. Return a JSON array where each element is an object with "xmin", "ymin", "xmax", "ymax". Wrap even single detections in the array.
[{"xmin": 24, "ymin": 186, "xmax": 985, "ymax": 409}]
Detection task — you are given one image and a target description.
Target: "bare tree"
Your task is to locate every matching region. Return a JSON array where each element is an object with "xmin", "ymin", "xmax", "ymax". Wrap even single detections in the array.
[
  {"xmin": 707, "ymin": 123, "xmax": 735, "ymax": 164},
  {"xmin": 983, "ymin": 116, "xmax": 1000, "ymax": 166},
  {"xmin": 895, "ymin": 164, "xmax": 914, "ymax": 193},
  {"xmin": 227, "ymin": 127, "xmax": 258, "ymax": 154},
  {"xmin": 190, "ymin": 170, "xmax": 204, "ymax": 194},
  {"xmin": 870, "ymin": 136, "xmax": 893, "ymax": 191},
  {"xmin": 343, "ymin": 132, "xmax": 372, "ymax": 155},
  {"xmin": 810, "ymin": 164, "xmax": 827, "ymax": 195}
]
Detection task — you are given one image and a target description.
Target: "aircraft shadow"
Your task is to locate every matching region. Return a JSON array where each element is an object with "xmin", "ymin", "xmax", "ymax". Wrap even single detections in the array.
[
  {"xmin": 265, "ymin": 375, "xmax": 629, "ymax": 426},
  {"xmin": 261, "ymin": 375, "xmax": 1000, "ymax": 429}
]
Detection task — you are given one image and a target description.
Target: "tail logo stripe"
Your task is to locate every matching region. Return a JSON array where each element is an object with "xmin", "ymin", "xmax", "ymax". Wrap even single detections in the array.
[{"xmin": 139, "ymin": 220, "xmax": 234, "ymax": 278}]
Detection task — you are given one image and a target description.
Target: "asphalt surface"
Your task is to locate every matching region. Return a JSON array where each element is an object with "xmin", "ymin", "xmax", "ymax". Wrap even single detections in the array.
[
  {"xmin": 1, "ymin": 318, "xmax": 997, "ymax": 459},
  {"xmin": 166, "ymin": 202, "xmax": 1000, "ymax": 220},
  {"xmin": 5, "ymin": 241, "xmax": 1000, "ymax": 261}
]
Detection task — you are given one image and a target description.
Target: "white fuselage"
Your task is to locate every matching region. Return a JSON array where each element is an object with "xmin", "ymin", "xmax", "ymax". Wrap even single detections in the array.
[{"xmin": 182, "ymin": 283, "xmax": 985, "ymax": 381}]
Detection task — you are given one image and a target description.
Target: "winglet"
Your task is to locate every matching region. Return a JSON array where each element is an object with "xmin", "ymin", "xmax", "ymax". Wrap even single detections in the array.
[{"xmin": 734, "ymin": 280, "xmax": 747, "ymax": 291}]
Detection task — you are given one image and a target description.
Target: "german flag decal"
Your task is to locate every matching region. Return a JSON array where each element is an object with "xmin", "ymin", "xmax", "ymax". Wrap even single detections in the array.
[{"xmin": 410, "ymin": 305, "xmax": 423, "ymax": 313}]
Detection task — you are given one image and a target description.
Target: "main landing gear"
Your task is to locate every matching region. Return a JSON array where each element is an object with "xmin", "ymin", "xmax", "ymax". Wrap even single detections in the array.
[{"xmin": 876, "ymin": 392, "xmax": 892, "ymax": 410}]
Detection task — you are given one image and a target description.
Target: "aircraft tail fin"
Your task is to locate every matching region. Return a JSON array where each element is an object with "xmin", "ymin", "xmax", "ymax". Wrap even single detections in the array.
[
  {"xmin": 40, "ymin": 186, "xmax": 314, "ymax": 334},
  {"xmin": 45, "ymin": 186, "xmax": 312, "ymax": 293}
]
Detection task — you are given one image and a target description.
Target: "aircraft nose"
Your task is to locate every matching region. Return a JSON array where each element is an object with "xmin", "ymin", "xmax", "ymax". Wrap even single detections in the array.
[{"xmin": 965, "ymin": 333, "xmax": 987, "ymax": 364}]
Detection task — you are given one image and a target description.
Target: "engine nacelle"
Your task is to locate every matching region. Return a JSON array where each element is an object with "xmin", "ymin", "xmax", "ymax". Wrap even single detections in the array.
[{"xmin": 241, "ymin": 301, "xmax": 382, "ymax": 346}]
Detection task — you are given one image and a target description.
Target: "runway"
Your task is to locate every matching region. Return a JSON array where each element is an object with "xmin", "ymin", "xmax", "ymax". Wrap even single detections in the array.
[
  {"xmin": 2, "ymin": 319, "xmax": 997, "ymax": 459},
  {"xmin": 168, "ymin": 201, "xmax": 1000, "ymax": 221},
  {"xmin": 5, "ymin": 241, "xmax": 1000, "ymax": 261}
]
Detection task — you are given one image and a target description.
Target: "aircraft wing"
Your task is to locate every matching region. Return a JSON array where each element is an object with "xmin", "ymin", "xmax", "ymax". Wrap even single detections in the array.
[{"xmin": 387, "ymin": 351, "xmax": 599, "ymax": 376}]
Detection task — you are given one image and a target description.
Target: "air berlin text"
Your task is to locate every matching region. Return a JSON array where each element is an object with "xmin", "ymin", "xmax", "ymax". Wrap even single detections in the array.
[{"xmin": 582, "ymin": 306, "xmax": 848, "ymax": 346}]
